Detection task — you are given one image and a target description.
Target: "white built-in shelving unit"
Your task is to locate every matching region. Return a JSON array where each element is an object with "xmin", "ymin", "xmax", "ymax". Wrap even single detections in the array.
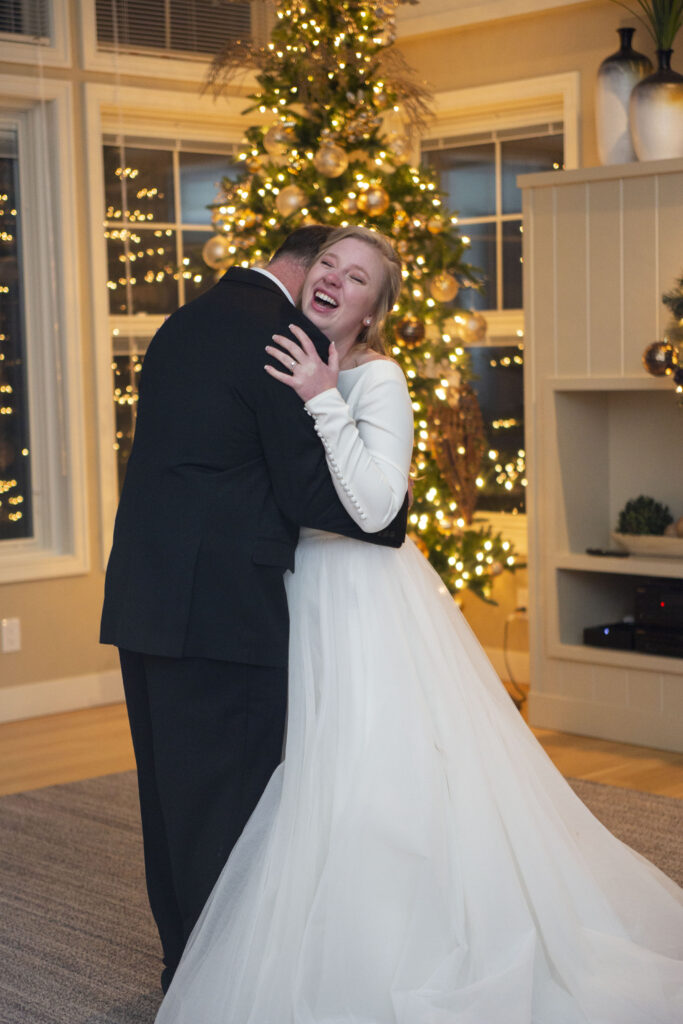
[{"xmin": 520, "ymin": 158, "xmax": 683, "ymax": 752}]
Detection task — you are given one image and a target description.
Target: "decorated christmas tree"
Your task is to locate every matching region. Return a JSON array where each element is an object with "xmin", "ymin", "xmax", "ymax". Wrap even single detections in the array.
[{"xmin": 204, "ymin": 0, "xmax": 517, "ymax": 600}]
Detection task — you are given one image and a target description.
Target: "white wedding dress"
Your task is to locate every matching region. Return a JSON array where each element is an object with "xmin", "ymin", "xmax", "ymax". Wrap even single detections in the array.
[{"xmin": 156, "ymin": 360, "xmax": 683, "ymax": 1024}]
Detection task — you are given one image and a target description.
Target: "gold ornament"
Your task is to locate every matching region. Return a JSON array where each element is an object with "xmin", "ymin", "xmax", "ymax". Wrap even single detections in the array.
[
  {"xmin": 264, "ymin": 123, "xmax": 295, "ymax": 157},
  {"xmin": 202, "ymin": 234, "xmax": 232, "ymax": 270},
  {"xmin": 642, "ymin": 340, "xmax": 678, "ymax": 376},
  {"xmin": 357, "ymin": 184, "xmax": 390, "ymax": 217},
  {"xmin": 490, "ymin": 561, "xmax": 504, "ymax": 577},
  {"xmin": 457, "ymin": 311, "xmax": 487, "ymax": 344},
  {"xmin": 396, "ymin": 314, "xmax": 425, "ymax": 348},
  {"xmin": 276, "ymin": 184, "xmax": 306, "ymax": 217},
  {"xmin": 313, "ymin": 143, "xmax": 349, "ymax": 178},
  {"xmin": 341, "ymin": 194, "xmax": 358, "ymax": 215},
  {"xmin": 429, "ymin": 273, "xmax": 459, "ymax": 304},
  {"xmin": 246, "ymin": 154, "xmax": 263, "ymax": 173},
  {"xmin": 427, "ymin": 214, "xmax": 445, "ymax": 234}
]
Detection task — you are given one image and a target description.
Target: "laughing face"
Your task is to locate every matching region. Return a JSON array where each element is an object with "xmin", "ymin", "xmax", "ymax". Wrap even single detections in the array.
[{"xmin": 301, "ymin": 237, "xmax": 386, "ymax": 348}]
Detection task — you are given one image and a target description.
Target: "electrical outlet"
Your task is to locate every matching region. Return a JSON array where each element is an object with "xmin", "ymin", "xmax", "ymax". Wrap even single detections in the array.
[{"xmin": 1, "ymin": 618, "xmax": 21, "ymax": 653}]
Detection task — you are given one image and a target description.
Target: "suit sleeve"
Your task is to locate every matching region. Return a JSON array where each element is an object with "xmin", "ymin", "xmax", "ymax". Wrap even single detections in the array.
[{"xmin": 303, "ymin": 364, "xmax": 414, "ymax": 533}]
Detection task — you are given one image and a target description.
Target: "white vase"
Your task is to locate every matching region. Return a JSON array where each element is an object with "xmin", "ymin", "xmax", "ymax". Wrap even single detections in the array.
[
  {"xmin": 630, "ymin": 50, "xmax": 683, "ymax": 161},
  {"xmin": 596, "ymin": 27, "xmax": 652, "ymax": 165}
]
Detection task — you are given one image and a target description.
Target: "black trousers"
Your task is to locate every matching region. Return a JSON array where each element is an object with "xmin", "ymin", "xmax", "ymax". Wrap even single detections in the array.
[{"xmin": 119, "ymin": 649, "xmax": 288, "ymax": 992}]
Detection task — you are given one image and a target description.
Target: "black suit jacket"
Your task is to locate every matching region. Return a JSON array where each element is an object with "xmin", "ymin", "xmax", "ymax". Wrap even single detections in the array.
[{"xmin": 100, "ymin": 268, "xmax": 407, "ymax": 667}]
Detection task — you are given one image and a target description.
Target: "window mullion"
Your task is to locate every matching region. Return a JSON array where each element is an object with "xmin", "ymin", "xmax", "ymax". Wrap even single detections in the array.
[
  {"xmin": 173, "ymin": 147, "xmax": 185, "ymax": 308},
  {"xmin": 495, "ymin": 139, "xmax": 503, "ymax": 312}
]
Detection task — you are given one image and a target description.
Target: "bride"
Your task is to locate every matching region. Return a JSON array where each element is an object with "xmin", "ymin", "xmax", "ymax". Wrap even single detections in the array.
[{"xmin": 156, "ymin": 226, "xmax": 683, "ymax": 1023}]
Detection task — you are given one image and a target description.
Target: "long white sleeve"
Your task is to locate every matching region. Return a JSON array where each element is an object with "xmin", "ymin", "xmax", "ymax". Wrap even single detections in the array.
[{"xmin": 303, "ymin": 361, "xmax": 414, "ymax": 533}]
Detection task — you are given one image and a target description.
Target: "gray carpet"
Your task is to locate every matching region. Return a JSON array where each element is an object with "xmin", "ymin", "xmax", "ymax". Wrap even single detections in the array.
[{"xmin": 0, "ymin": 772, "xmax": 681, "ymax": 1024}]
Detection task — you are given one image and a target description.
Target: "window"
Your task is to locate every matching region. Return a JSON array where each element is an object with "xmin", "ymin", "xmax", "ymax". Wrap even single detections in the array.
[
  {"xmin": 94, "ymin": 0, "xmax": 251, "ymax": 58},
  {"xmin": 423, "ymin": 125, "xmax": 564, "ymax": 312},
  {"xmin": 104, "ymin": 137, "xmax": 240, "ymax": 488},
  {"xmin": 0, "ymin": 0, "xmax": 70, "ymax": 66},
  {"xmin": 422, "ymin": 122, "xmax": 564, "ymax": 523},
  {"xmin": 0, "ymin": 75, "xmax": 87, "ymax": 583},
  {"xmin": 0, "ymin": 0, "xmax": 49, "ymax": 38},
  {"xmin": 0, "ymin": 127, "xmax": 32, "ymax": 540},
  {"xmin": 469, "ymin": 343, "xmax": 526, "ymax": 516}
]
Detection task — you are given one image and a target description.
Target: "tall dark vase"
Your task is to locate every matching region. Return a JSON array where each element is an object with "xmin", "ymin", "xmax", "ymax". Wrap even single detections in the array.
[
  {"xmin": 630, "ymin": 49, "xmax": 683, "ymax": 161},
  {"xmin": 595, "ymin": 27, "xmax": 652, "ymax": 165}
]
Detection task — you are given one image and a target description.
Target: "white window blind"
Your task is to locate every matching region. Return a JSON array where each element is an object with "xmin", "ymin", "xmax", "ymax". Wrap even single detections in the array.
[
  {"xmin": 94, "ymin": 0, "xmax": 251, "ymax": 58},
  {"xmin": 0, "ymin": 0, "xmax": 50, "ymax": 39}
]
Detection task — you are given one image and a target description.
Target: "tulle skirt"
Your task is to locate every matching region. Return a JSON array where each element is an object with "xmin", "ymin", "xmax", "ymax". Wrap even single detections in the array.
[{"xmin": 156, "ymin": 533, "xmax": 683, "ymax": 1023}]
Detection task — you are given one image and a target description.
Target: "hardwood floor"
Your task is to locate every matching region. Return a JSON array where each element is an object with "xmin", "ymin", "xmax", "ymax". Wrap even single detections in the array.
[{"xmin": 1, "ymin": 701, "xmax": 682, "ymax": 799}]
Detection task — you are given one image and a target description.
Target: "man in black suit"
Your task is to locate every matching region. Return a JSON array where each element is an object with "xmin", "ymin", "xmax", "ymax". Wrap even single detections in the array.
[{"xmin": 100, "ymin": 227, "xmax": 407, "ymax": 991}]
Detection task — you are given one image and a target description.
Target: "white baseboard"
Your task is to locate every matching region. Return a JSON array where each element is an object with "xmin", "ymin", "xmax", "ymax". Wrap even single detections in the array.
[
  {"xmin": 528, "ymin": 692, "xmax": 683, "ymax": 754},
  {"xmin": 0, "ymin": 645, "xmax": 529, "ymax": 725},
  {"xmin": 0, "ymin": 669, "xmax": 124, "ymax": 724}
]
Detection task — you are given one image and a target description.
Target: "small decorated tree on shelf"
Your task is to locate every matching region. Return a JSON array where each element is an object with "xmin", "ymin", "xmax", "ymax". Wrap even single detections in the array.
[{"xmin": 203, "ymin": 0, "xmax": 518, "ymax": 600}]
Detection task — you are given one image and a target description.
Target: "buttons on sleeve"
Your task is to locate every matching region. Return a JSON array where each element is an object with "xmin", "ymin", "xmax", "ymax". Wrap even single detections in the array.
[{"xmin": 308, "ymin": 408, "xmax": 368, "ymax": 521}]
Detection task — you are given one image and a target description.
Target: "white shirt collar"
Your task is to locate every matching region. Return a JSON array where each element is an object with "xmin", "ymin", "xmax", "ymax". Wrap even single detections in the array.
[{"xmin": 251, "ymin": 266, "xmax": 295, "ymax": 305}]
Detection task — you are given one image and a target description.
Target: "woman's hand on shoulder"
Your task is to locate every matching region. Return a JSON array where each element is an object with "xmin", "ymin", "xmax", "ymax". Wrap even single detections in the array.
[{"xmin": 265, "ymin": 323, "xmax": 339, "ymax": 402}]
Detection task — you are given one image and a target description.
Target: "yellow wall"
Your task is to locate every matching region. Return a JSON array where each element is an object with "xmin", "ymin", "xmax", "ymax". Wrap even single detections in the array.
[
  {"xmin": 400, "ymin": 0, "xmax": 656, "ymax": 170},
  {"xmin": 0, "ymin": 0, "xmax": 647, "ymax": 713}
]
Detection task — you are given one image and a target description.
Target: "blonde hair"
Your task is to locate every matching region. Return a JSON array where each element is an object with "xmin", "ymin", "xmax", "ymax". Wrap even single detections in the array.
[{"xmin": 318, "ymin": 226, "xmax": 402, "ymax": 354}]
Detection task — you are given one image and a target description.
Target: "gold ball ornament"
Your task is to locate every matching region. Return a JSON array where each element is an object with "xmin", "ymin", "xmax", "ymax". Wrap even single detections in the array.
[
  {"xmin": 341, "ymin": 194, "xmax": 359, "ymax": 215},
  {"xmin": 313, "ymin": 143, "xmax": 349, "ymax": 178},
  {"xmin": 396, "ymin": 314, "xmax": 426, "ymax": 348},
  {"xmin": 457, "ymin": 311, "xmax": 488, "ymax": 344},
  {"xmin": 429, "ymin": 272, "xmax": 459, "ymax": 303},
  {"xmin": 357, "ymin": 184, "xmax": 390, "ymax": 218},
  {"xmin": 276, "ymin": 184, "xmax": 306, "ymax": 217},
  {"xmin": 490, "ymin": 561, "xmax": 504, "ymax": 577},
  {"xmin": 202, "ymin": 234, "xmax": 232, "ymax": 270},
  {"xmin": 642, "ymin": 340, "xmax": 678, "ymax": 376},
  {"xmin": 264, "ymin": 123, "xmax": 295, "ymax": 157},
  {"xmin": 246, "ymin": 154, "xmax": 263, "ymax": 173},
  {"xmin": 427, "ymin": 214, "xmax": 445, "ymax": 234}
]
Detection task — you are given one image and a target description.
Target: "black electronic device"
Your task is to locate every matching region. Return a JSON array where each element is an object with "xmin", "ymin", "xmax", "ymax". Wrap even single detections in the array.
[
  {"xmin": 583, "ymin": 622, "xmax": 635, "ymax": 651},
  {"xmin": 585, "ymin": 548, "xmax": 630, "ymax": 558},
  {"xmin": 634, "ymin": 626, "xmax": 683, "ymax": 659},
  {"xmin": 635, "ymin": 582, "xmax": 683, "ymax": 630}
]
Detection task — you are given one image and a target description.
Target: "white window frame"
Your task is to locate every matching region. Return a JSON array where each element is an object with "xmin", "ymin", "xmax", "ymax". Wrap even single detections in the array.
[
  {"xmin": 0, "ymin": 0, "xmax": 71, "ymax": 67},
  {"xmin": 77, "ymin": 0, "xmax": 265, "ymax": 84},
  {"xmin": 84, "ymin": 82, "xmax": 248, "ymax": 568},
  {"xmin": 0, "ymin": 75, "xmax": 88, "ymax": 583},
  {"xmin": 421, "ymin": 73, "xmax": 579, "ymax": 556}
]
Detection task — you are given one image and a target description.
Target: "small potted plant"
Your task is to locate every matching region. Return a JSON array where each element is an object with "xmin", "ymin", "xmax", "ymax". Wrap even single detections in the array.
[
  {"xmin": 611, "ymin": 0, "xmax": 683, "ymax": 159},
  {"xmin": 613, "ymin": 494, "xmax": 683, "ymax": 555}
]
